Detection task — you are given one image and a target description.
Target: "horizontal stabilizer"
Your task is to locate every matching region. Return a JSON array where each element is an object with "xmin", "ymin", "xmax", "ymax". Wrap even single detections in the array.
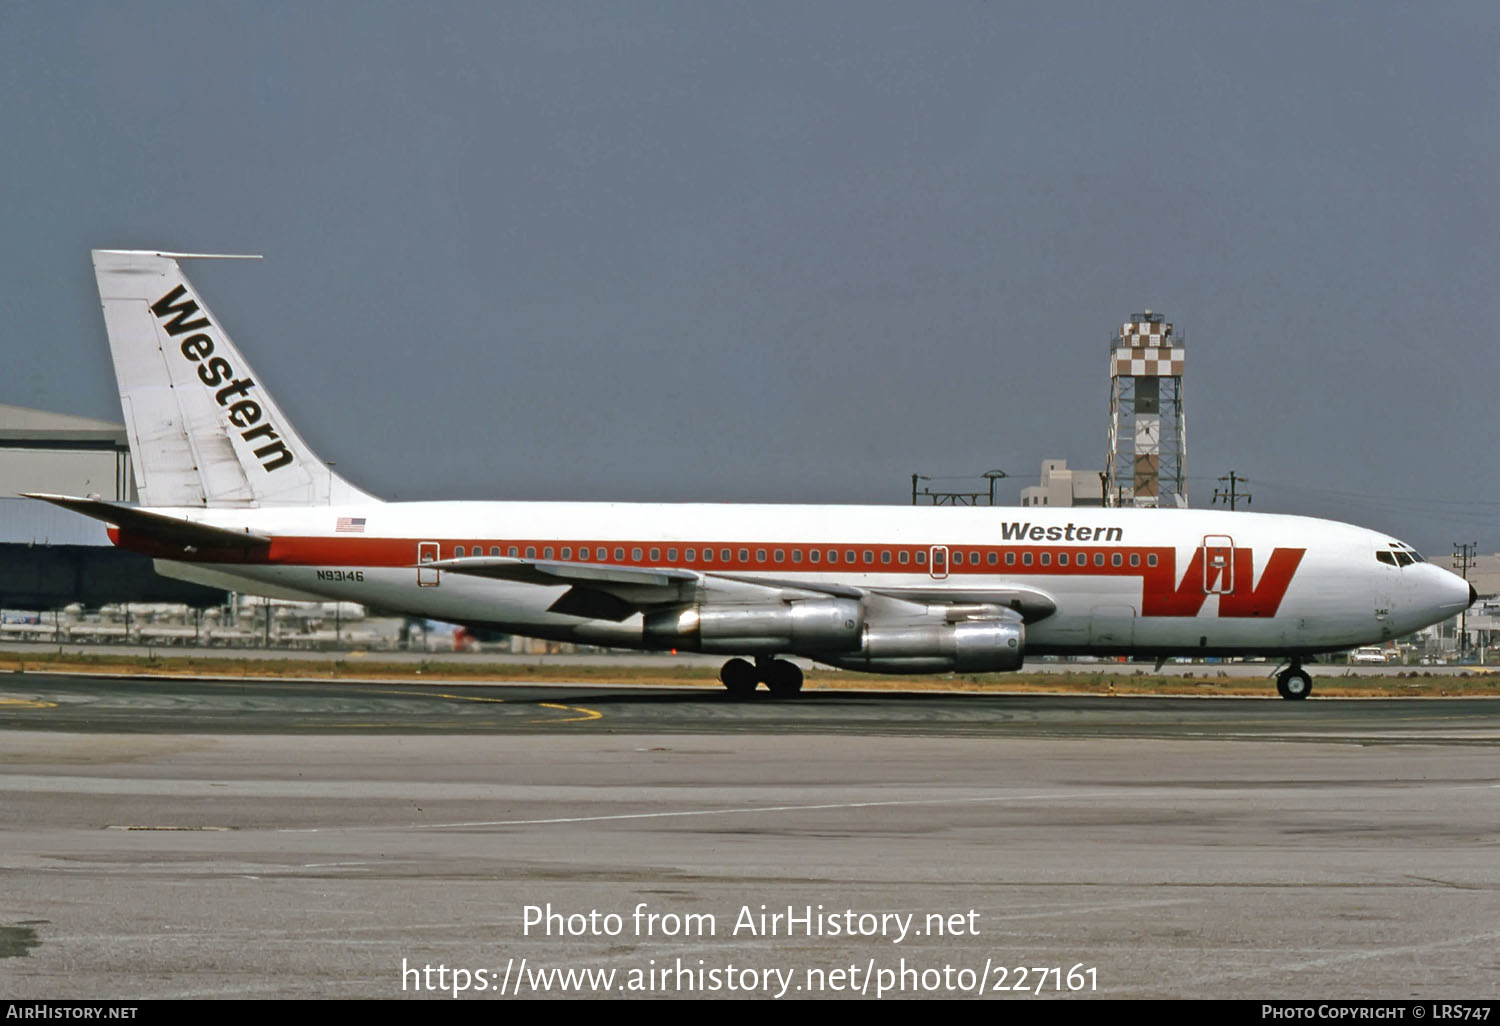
[{"xmin": 22, "ymin": 493, "xmax": 271, "ymax": 550}]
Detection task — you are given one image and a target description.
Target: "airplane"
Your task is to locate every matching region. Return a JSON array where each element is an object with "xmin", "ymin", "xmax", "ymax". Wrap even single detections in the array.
[{"xmin": 26, "ymin": 250, "xmax": 1477, "ymax": 700}]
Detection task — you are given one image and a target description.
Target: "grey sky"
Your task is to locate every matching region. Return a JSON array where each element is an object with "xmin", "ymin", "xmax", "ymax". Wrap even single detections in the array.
[{"xmin": 2, "ymin": 2, "xmax": 1496, "ymax": 553}]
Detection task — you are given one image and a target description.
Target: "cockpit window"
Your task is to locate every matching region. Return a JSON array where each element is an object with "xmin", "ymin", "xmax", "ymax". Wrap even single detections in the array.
[{"xmin": 1377, "ymin": 542, "xmax": 1425, "ymax": 567}]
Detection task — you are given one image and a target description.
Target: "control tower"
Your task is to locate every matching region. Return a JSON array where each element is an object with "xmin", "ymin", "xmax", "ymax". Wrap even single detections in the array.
[{"xmin": 1106, "ymin": 312, "xmax": 1186, "ymax": 508}]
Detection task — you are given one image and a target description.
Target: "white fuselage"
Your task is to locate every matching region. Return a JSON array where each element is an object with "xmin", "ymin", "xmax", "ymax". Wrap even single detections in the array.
[{"xmin": 125, "ymin": 501, "xmax": 1473, "ymax": 661}]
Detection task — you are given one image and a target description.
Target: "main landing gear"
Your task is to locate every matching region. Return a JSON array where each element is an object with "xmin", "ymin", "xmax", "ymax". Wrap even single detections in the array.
[
  {"xmin": 719, "ymin": 657, "xmax": 804, "ymax": 698},
  {"xmin": 1275, "ymin": 661, "xmax": 1314, "ymax": 701}
]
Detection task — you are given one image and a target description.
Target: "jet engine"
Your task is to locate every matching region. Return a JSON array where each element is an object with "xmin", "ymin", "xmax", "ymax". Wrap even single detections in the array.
[
  {"xmin": 823, "ymin": 618, "xmax": 1025, "ymax": 673},
  {"xmin": 643, "ymin": 597, "xmax": 863, "ymax": 654}
]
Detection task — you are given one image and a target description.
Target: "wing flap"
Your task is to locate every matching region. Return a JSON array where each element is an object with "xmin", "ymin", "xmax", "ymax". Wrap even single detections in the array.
[{"xmin": 546, "ymin": 587, "xmax": 640, "ymax": 621}]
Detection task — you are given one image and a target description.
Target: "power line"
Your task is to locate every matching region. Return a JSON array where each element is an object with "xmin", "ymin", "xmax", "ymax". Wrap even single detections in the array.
[{"xmin": 1212, "ymin": 470, "xmax": 1251, "ymax": 511}]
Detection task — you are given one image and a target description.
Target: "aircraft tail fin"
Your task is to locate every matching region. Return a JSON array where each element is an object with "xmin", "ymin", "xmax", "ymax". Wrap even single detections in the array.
[{"xmin": 91, "ymin": 249, "xmax": 379, "ymax": 508}]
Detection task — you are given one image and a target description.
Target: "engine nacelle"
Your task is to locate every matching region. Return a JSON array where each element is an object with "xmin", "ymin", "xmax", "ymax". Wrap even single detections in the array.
[
  {"xmin": 824, "ymin": 619, "xmax": 1025, "ymax": 673},
  {"xmin": 643, "ymin": 598, "xmax": 863, "ymax": 654}
]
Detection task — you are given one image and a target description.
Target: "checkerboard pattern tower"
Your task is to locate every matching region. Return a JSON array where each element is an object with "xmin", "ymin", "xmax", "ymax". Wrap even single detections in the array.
[{"xmin": 1105, "ymin": 311, "xmax": 1187, "ymax": 508}]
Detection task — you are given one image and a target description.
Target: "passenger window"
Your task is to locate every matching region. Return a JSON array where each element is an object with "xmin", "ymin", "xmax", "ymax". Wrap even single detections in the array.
[
  {"xmin": 739, "ymin": 548, "xmax": 749, "ymax": 562},
  {"xmin": 490, "ymin": 546, "xmax": 500, "ymax": 557},
  {"xmin": 898, "ymin": 551, "xmax": 909, "ymax": 564},
  {"xmin": 1094, "ymin": 553, "xmax": 1104, "ymax": 567},
  {"xmin": 1004, "ymin": 552, "xmax": 1014, "ymax": 566},
  {"xmin": 650, "ymin": 547, "xmax": 660, "ymax": 561},
  {"xmin": 1057, "ymin": 553, "xmax": 1068, "ymax": 567},
  {"xmin": 1022, "ymin": 552, "xmax": 1033, "ymax": 566},
  {"xmin": 578, "ymin": 547, "xmax": 590, "ymax": 560},
  {"xmin": 846, "ymin": 550, "xmax": 857, "ymax": 563},
  {"xmin": 632, "ymin": 547, "xmax": 643, "ymax": 561},
  {"xmin": 543, "ymin": 546, "xmax": 554, "ymax": 559},
  {"xmin": 774, "ymin": 549, "xmax": 785, "ymax": 561},
  {"xmin": 1130, "ymin": 554, "xmax": 1140, "ymax": 567},
  {"xmin": 1146, "ymin": 554, "xmax": 1158, "ymax": 567},
  {"xmin": 756, "ymin": 548, "xmax": 767, "ymax": 562},
  {"xmin": 792, "ymin": 550, "xmax": 802, "ymax": 563},
  {"xmin": 525, "ymin": 546, "xmax": 536, "ymax": 559},
  {"xmin": 881, "ymin": 551, "xmax": 891, "ymax": 564},
  {"xmin": 810, "ymin": 550, "xmax": 821, "ymax": 563},
  {"xmin": 685, "ymin": 548, "xmax": 696, "ymax": 561},
  {"xmin": 614, "ymin": 547, "xmax": 625, "ymax": 561},
  {"xmin": 508, "ymin": 546, "xmax": 518, "ymax": 557},
  {"xmin": 827, "ymin": 549, "xmax": 838, "ymax": 563},
  {"xmin": 1111, "ymin": 553, "xmax": 1122, "ymax": 567},
  {"xmin": 916, "ymin": 551, "xmax": 926, "ymax": 565},
  {"xmin": 667, "ymin": 548, "xmax": 677, "ymax": 561},
  {"xmin": 1040, "ymin": 553, "xmax": 1051, "ymax": 566},
  {"xmin": 455, "ymin": 546, "xmax": 465, "ymax": 557},
  {"xmin": 951, "ymin": 552, "xmax": 963, "ymax": 566},
  {"xmin": 864, "ymin": 550, "xmax": 874, "ymax": 563}
]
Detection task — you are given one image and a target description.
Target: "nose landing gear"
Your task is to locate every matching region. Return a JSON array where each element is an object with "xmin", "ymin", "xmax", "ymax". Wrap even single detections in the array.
[
  {"xmin": 1275, "ymin": 662, "xmax": 1313, "ymax": 700},
  {"xmin": 718, "ymin": 657, "xmax": 804, "ymax": 697}
]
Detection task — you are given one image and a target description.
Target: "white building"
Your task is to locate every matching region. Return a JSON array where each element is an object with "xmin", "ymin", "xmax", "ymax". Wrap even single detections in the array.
[{"xmin": 1020, "ymin": 459, "xmax": 1105, "ymax": 508}]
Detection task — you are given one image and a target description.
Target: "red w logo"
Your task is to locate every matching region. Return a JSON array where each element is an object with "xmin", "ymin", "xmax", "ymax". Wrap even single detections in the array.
[{"xmin": 1140, "ymin": 547, "xmax": 1305, "ymax": 618}]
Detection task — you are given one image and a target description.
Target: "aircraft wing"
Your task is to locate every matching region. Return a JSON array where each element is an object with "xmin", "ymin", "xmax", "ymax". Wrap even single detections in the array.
[
  {"xmin": 423, "ymin": 556, "xmax": 698, "ymax": 589},
  {"xmin": 424, "ymin": 557, "xmax": 700, "ymax": 621},
  {"xmin": 425, "ymin": 556, "xmax": 1056, "ymax": 623}
]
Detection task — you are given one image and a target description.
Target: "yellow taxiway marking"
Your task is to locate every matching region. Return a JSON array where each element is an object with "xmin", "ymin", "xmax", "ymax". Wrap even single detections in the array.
[
  {"xmin": 427, "ymin": 691, "xmax": 508, "ymax": 704},
  {"xmin": 0, "ymin": 697, "xmax": 57, "ymax": 710},
  {"xmin": 535, "ymin": 702, "xmax": 604, "ymax": 723}
]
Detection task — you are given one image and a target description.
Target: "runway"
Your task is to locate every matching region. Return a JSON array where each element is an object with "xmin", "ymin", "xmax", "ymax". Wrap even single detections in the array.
[
  {"xmin": 1, "ymin": 673, "xmax": 1498, "ymax": 999},
  {"xmin": 4, "ymin": 673, "xmax": 1500, "ymax": 741}
]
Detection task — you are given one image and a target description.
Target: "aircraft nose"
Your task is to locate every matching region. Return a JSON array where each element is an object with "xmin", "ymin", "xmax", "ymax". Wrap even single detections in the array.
[
  {"xmin": 1440, "ymin": 572, "xmax": 1477, "ymax": 615},
  {"xmin": 1425, "ymin": 566, "xmax": 1478, "ymax": 618}
]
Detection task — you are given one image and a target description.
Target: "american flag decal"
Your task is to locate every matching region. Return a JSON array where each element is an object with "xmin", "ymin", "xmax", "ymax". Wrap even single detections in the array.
[{"xmin": 336, "ymin": 517, "xmax": 367, "ymax": 533}]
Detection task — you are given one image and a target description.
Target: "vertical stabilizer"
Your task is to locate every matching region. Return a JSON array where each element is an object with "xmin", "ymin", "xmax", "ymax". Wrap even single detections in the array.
[{"xmin": 92, "ymin": 249, "xmax": 379, "ymax": 508}]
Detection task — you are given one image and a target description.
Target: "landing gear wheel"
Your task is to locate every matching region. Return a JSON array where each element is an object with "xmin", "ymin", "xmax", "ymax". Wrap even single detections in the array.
[
  {"xmin": 1276, "ymin": 666, "xmax": 1313, "ymax": 700},
  {"xmin": 720, "ymin": 658, "xmax": 758, "ymax": 697},
  {"xmin": 764, "ymin": 659, "xmax": 804, "ymax": 697}
]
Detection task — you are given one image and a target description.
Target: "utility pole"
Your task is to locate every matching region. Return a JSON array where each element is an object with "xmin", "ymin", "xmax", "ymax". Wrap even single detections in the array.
[
  {"xmin": 1212, "ymin": 471, "xmax": 1251, "ymax": 511},
  {"xmin": 1454, "ymin": 542, "xmax": 1477, "ymax": 658},
  {"xmin": 911, "ymin": 471, "xmax": 1006, "ymax": 506},
  {"xmin": 982, "ymin": 469, "xmax": 1008, "ymax": 505}
]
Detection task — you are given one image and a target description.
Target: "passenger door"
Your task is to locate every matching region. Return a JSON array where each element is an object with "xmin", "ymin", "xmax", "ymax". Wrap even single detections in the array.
[
  {"xmin": 418, "ymin": 542, "xmax": 440, "ymax": 587},
  {"xmin": 1202, "ymin": 536, "xmax": 1235, "ymax": 594}
]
